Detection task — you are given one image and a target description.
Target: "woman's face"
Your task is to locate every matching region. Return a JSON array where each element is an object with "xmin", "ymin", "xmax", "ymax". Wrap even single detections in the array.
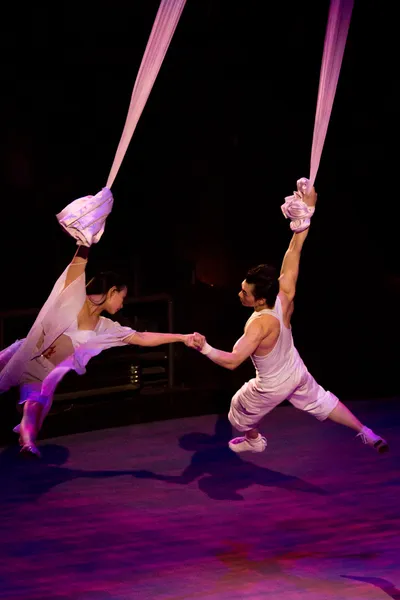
[{"xmin": 105, "ymin": 286, "xmax": 128, "ymax": 314}]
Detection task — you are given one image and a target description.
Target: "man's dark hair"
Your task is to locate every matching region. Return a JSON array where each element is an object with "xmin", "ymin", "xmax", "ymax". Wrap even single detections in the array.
[{"xmin": 245, "ymin": 264, "xmax": 279, "ymax": 307}]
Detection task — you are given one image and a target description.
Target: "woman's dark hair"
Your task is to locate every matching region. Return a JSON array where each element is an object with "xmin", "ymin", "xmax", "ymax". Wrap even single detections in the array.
[
  {"xmin": 245, "ymin": 264, "xmax": 279, "ymax": 307},
  {"xmin": 85, "ymin": 271, "xmax": 127, "ymax": 305}
]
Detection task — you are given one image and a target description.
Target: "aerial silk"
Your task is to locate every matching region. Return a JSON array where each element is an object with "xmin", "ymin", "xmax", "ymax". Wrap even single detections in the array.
[
  {"xmin": 56, "ymin": 0, "xmax": 188, "ymax": 248},
  {"xmin": 282, "ymin": 0, "xmax": 354, "ymax": 228},
  {"xmin": 309, "ymin": 0, "xmax": 354, "ymax": 185},
  {"xmin": 107, "ymin": 0, "xmax": 188, "ymax": 189}
]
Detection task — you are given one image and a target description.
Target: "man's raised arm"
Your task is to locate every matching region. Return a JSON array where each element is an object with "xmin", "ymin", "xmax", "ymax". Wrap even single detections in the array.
[{"xmin": 279, "ymin": 183, "xmax": 317, "ymax": 301}]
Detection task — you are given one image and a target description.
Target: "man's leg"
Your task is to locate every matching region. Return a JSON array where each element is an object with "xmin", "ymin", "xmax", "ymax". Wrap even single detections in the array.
[
  {"xmin": 326, "ymin": 401, "xmax": 389, "ymax": 453},
  {"xmin": 290, "ymin": 374, "xmax": 389, "ymax": 454},
  {"xmin": 227, "ymin": 381, "xmax": 282, "ymax": 453},
  {"xmin": 326, "ymin": 400, "xmax": 363, "ymax": 432},
  {"xmin": 245, "ymin": 428, "xmax": 260, "ymax": 440}
]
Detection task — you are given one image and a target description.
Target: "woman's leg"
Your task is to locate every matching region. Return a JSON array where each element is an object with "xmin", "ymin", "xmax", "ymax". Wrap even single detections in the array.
[
  {"xmin": 18, "ymin": 377, "xmax": 48, "ymax": 457},
  {"xmin": 20, "ymin": 400, "xmax": 43, "ymax": 456}
]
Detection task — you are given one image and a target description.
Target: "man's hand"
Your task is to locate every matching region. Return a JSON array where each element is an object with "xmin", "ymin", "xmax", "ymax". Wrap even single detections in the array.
[
  {"xmin": 184, "ymin": 332, "xmax": 206, "ymax": 351},
  {"xmin": 193, "ymin": 332, "xmax": 206, "ymax": 351},
  {"xmin": 303, "ymin": 184, "xmax": 317, "ymax": 208}
]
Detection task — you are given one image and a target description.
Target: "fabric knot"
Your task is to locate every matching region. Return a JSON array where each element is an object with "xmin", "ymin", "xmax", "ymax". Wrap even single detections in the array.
[{"xmin": 281, "ymin": 177, "xmax": 315, "ymax": 232}]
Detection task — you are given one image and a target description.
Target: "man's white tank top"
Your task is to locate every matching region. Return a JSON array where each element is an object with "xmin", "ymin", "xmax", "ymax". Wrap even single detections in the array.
[{"xmin": 242, "ymin": 295, "xmax": 304, "ymax": 391}]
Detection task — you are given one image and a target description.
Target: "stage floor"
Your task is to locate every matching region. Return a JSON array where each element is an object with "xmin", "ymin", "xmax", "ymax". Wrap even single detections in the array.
[{"xmin": 1, "ymin": 398, "xmax": 399, "ymax": 599}]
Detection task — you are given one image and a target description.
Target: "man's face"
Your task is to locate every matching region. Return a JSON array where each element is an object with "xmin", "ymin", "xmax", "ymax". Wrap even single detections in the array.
[{"xmin": 238, "ymin": 280, "xmax": 257, "ymax": 307}]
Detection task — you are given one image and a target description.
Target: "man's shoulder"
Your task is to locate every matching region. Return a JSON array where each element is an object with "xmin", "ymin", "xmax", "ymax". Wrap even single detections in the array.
[{"xmin": 245, "ymin": 312, "xmax": 278, "ymax": 334}]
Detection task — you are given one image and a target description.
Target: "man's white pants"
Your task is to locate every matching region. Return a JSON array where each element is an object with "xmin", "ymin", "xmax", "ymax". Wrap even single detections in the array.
[{"xmin": 228, "ymin": 370, "xmax": 339, "ymax": 432}]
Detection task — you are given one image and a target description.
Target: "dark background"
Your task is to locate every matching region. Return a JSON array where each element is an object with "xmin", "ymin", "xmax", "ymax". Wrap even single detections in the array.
[{"xmin": 0, "ymin": 0, "xmax": 398, "ymax": 402}]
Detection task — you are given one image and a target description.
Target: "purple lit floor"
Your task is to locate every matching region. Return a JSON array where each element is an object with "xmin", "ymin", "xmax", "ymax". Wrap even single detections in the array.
[{"xmin": 1, "ymin": 398, "xmax": 399, "ymax": 600}]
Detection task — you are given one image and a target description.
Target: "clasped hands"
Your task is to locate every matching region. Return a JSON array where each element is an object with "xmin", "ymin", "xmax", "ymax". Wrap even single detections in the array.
[{"xmin": 183, "ymin": 332, "xmax": 206, "ymax": 352}]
